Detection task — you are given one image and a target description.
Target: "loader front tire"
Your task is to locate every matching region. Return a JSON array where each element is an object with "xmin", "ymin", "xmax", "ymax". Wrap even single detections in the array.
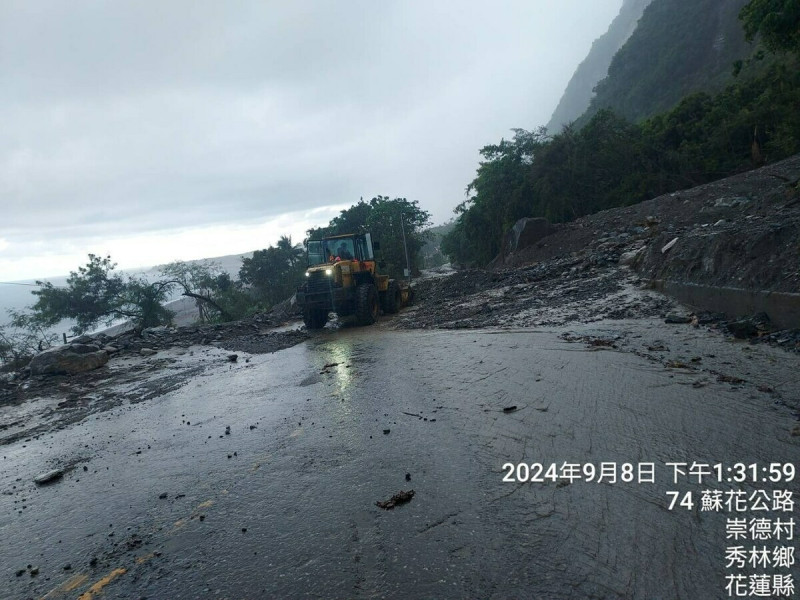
[{"xmin": 355, "ymin": 283, "xmax": 379, "ymax": 326}]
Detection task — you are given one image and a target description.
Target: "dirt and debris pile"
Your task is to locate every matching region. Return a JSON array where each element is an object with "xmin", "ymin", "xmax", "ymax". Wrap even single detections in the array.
[
  {"xmin": 396, "ymin": 154, "xmax": 800, "ymax": 334},
  {"xmin": 110, "ymin": 316, "xmax": 307, "ymax": 357},
  {"xmin": 505, "ymin": 153, "xmax": 800, "ymax": 293},
  {"xmin": 0, "ymin": 309, "xmax": 309, "ymax": 442},
  {"xmin": 396, "ymin": 254, "xmax": 673, "ymax": 330}
]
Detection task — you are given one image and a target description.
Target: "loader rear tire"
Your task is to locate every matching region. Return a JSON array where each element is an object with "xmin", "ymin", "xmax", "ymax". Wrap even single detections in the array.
[
  {"xmin": 355, "ymin": 283, "xmax": 379, "ymax": 326},
  {"xmin": 383, "ymin": 281, "xmax": 401, "ymax": 314},
  {"xmin": 303, "ymin": 308, "xmax": 328, "ymax": 330}
]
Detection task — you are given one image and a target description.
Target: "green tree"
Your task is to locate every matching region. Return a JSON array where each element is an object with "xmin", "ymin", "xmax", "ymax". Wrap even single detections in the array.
[
  {"xmin": 0, "ymin": 318, "xmax": 59, "ymax": 370},
  {"xmin": 122, "ymin": 278, "xmax": 175, "ymax": 329},
  {"xmin": 18, "ymin": 254, "xmax": 173, "ymax": 335},
  {"xmin": 239, "ymin": 236, "xmax": 306, "ymax": 307},
  {"xmin": 741, "ymin": 0, "xmax": 800, "ymax": 54},
  {"xmin": 160, "ymin": 260, "xmax": 246, "ymax": 322}
]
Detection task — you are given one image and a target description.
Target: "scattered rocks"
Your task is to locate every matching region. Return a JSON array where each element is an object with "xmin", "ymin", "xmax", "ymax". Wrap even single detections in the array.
[
  {"xmin": 750, "ymin": 328, "xmax": 800, "ymax": 353},
  {"xmin": 376, "ymin": 489, "xmax": 415, "ymax": 510},
  {"xmin": 34, "ymin": 469, "xmax": 64, "ymax": 485},
  {"xmin": 717, "ymin": 373, "xmax": 746, "ymax": 384},
  {"xmin": 619, "ymin": 247, "xmax": 645, "ymax": 266},
  {"xmin": 725, "ymin": 313, "xmax": 771, "ymax": 339},
  {"xmin": 665, "ymin": 313, "xmax": 692, "ymax": 324},
  {"xmin": 666, "ymin": 360, "xmax": 692, "ymax": 369},
  {"xmin": 502, "ymin": 406, "xmax": 518, "ymax": 413},
  {"xmin": 227, "ymin": 354, "xmax": 238, "ymax": 362},
  {"xmin": 139, "ymin": 348, "xmax": 157, "ymax": 357},
  {"xmin": 588, "ymin": 338, "xmax": 616, "ymax": 348},
  {"xmin": 383, "ymin": 429, "xmax": 390, "ymax": 435},
  {"xmin": 661, "ymin": 237, "xmax": 678, "ymax": 254}
]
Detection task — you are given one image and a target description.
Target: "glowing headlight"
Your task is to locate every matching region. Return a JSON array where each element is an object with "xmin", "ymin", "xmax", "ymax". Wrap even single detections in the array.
[
  {"xmin": 325, "ymin": 269, "xmax": 333, "ymax": 275},
  {"xmin": 305, "ymin": 271, "xmax": 310, "ymax": 277}
]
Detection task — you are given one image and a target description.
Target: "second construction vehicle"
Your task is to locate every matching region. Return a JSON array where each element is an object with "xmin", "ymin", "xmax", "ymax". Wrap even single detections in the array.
[{"xmin": 296, "ymin": 233, "xmax": 413, "ymax": 329}]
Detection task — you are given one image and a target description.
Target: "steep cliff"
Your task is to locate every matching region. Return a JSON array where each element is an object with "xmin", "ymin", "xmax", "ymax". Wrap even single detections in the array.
[
  {"xmin": 577, "ymin": 0, "xmax": 752, "ymax": 126},
  {"xmin": 546, "ymin": 0, "xmax": 653, "ymax": 133}
]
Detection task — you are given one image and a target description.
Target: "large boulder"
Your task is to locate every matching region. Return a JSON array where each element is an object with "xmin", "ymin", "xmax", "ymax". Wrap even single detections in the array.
[
  {"xmin": 488, "ymin": 218, "xmax": 554, "ymax": 268},
  {"xmin": 504, "ymin": 218, "xmax": 553, "ymax": 255},
  {"xmin": 29, "ymin": 344, "xmax": 109, "ymax": 376}
]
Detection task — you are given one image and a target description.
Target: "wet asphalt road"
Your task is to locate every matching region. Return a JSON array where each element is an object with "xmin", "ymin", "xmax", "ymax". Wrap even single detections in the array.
[{"xmin": 1, "ymin": 323, "xmax": 798, "ymax": 599}]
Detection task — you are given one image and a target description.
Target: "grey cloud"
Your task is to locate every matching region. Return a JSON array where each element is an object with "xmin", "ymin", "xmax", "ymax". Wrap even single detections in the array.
[{"xmin": 0, "ymin": 0, "xmax": 623, "ymax": 269}]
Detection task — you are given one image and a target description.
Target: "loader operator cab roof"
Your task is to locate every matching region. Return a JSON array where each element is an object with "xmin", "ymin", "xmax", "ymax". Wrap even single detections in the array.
[{"xmin": 306, "ymin": 233, "xmax": 375, "ymax": 267}]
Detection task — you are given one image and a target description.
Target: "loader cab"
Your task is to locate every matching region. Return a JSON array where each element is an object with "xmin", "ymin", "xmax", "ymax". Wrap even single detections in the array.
[{"xmin": 306, "ymin": 233, "xmax": 375, "ymax": 266}]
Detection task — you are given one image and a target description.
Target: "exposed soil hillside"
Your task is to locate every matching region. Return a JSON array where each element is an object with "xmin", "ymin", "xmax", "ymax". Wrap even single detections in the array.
[{"xmin": 504, "ymin": 154, "xmax": 800, "ymax": 292}]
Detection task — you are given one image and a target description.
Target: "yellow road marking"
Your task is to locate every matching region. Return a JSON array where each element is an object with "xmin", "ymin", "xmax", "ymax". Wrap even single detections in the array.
[
  {"xmin": 135, "ymin": 552, "xmax": 156, "ymax": 565},
  {"xmin": 77, "ymin": 568, "xmax": 127, "ymax": 600},
  {"xmin": 40, "ymin": 573, "xmax": 89, "ymax": 599},
  {"xmin": 174, "ymin": 499, "xmax": 215, "ymax": 530}
]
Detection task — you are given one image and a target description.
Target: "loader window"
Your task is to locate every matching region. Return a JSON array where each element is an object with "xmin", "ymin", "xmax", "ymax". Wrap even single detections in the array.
[
  {"xmin": 334, "ymin": 239, "xmax": 354, "ymax": 260},
  {"xmin": 307, "ymin": 241, "xmax": 326, "ymax": 266},
  {"xmin": 355, "ymin": 237, "xmax": 373, "ymax": 261}
]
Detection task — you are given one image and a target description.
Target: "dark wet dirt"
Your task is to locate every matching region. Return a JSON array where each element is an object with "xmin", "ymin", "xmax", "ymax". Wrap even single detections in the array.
[
  {"xmin": 2, "ymin": 323, "xmax": 798, "ymax": 599},
  {"xmin": 0, "ymin": 330, "xmax": 307, "ymax": 446}
]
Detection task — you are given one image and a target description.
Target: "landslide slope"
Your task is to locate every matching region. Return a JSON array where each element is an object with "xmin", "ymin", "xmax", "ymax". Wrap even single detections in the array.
[{"xmin": 506, "ymin": 153, "xmax": 800, "ymax": 293}]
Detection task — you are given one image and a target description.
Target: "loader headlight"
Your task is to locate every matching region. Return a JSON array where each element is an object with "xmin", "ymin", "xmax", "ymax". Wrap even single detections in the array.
[
  {"xmin": 325, "ymin": 269, "xmax": 333, "ymax": 275},
  {"xmin": 305, "ymin": 272, "xmax": 310, "ymax": 277}
]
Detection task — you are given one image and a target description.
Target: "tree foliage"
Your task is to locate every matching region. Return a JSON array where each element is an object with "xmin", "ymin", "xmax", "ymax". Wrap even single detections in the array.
[
  {"xmin": 18, "ymin": 254, "xmax": 174, "ymax": 335},
  {"xmin": 740, "ymin": 0, "xmax": 800, "ymax": 54},
  {"xmin": 0, "ymin": 319, "xmax": 59, "ymax": 370},
  {"xmin": 239, "ymin": 235, "xmax": 306, "ymax": 308},
  {"xmin": 160, "ymin": 260, "xmax": 251, "ymax": 322},
  {"xmin": 443, "ymin": 58, "xmax": 800, "ymax": 266}
]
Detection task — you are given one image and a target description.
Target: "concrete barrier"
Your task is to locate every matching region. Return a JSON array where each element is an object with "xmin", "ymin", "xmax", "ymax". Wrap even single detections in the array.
[{"xmin": 649, "ymin": 280, "xmax": 800, "ymax": 329}]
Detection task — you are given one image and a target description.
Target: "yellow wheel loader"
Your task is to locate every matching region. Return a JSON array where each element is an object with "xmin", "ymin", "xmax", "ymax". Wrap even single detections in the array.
[{"xmin": 296, "ymin": 233, "xmax": 413, "ymax": 329}]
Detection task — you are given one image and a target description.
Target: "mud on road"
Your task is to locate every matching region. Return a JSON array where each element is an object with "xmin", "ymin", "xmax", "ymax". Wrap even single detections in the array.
[
  {"xmin": 0, "ymin": 323, "xmax": 307, "ymax": 446},
  {"xmin": 1, "ymin": 323, "xmax": 798, "ymax": 599}
]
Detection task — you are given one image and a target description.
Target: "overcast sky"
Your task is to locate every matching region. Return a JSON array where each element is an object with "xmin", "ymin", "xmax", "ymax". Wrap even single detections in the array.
[{"xmin": 0, "ymin": 0, "xmax": 623, "ymax": 281}]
